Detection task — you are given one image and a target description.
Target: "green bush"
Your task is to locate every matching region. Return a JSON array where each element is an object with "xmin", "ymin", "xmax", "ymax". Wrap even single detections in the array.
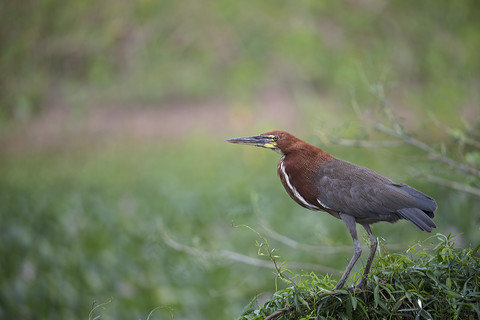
[{"xmin": 239, "ymin": 235, "xmax": 480, "ymax": 320}]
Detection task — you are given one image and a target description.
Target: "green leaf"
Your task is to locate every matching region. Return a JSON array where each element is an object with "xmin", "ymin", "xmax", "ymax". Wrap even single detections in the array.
[
  {"xmin": 392, "ymin": 295, "xmax": 406, "ymax": 312},
  {"xmin": 350, "ymin": 296, "xmax": 357, "ymax": 311},
  {"xmin": 446, "ymin": 277, "xmax": 452, "ymax": 289},
  {"xmin": 384, "ymin": 283, "xmax": 395, "ymax": 292},
  {"xmin": 445, "ymin": 290, "xmax": 462, "ymax": 299},
  {"xmin": 374, "ymin": 285, "xmax": 380, "ymax": 308},
  {"xmin": 472, "ymin": 243, "xmax": 480, "ymax": 255}
]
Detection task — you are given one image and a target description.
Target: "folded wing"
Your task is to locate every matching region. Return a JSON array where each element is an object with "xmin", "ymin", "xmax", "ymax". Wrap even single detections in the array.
[{"xmin": 315, "ymin": 158, "xmax": 437, "ymax": 231}]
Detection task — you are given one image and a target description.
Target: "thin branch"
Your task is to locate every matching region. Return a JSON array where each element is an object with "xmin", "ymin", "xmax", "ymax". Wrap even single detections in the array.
[
  {"xmin": 375, "ymin": 123, "xmax": 480, "ymax": 178},
  {"xmin": 371, "ymin": 85, "xmax": 480, "ymax": 178},
  {"xmin": 157, "ymin": 220, "xmax": 342, "ymax": 274},
  {"xmin": 88, "ymin": 298, "xmax": 113, "ymax": 320},
  {"xmin": 261, "ymin": 224, "xmax": 356, "ymax": 254},
  {"xmin": 318, "ymin": 133, "xmax": 405, "ymax": 148},
  {"xmin": 374, "ymin": 123, "xmax": 435, "ymax": 153},
  {"xmin": 466, "ymin": 123, "xmax": 480, "ymax": 139},
  {"xmin": 376, "ymin": 84, "xmax": 404, "ymax": 135},
  {"xmin": 147, "ymin": 307, "xmax": 175, "ymax": 320},
  {"xmin": 424, "ymin": 174, "xmax": 480, "ymax": 198},
  {"xmin": 263, "ymin": 223, "xmax": 409, "ymax": 254},
  {"xmin": 264, "ymin": 307, "xmax": 293, "ymax": 320},
  {"xmin": 429, "ymin": 113, "xmax": 480, "ymax": 149}
]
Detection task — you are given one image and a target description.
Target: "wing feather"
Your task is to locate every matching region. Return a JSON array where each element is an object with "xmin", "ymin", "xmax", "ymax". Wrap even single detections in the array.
[{"xmin": 315, "ymin": 158, "xmax": 437, "ymax": 229}]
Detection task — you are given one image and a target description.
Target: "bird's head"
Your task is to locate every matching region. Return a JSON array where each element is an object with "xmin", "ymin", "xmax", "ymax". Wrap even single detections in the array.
[{"xmin": 226, "ymin": 130, "xmax": 298, "ymax": 155}]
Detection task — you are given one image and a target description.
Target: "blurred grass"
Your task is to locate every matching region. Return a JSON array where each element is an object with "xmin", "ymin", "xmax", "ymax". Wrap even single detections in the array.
[
  {"xmin": 1, "ymin": 132, "xmax": 478, "ymax": 319},
  {"xmin": 1, "ymin": 1, "xmax": 480, "ymax": 319},
  {"xmin": 0, "ymin": 139, "xmax": 263, "ymax": 319}
]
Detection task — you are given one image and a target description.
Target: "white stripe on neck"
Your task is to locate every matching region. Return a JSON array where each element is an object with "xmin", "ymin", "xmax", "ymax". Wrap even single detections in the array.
[{"xmin": 280, "ymin": 161, "xmax": 320, "ymax": 210}]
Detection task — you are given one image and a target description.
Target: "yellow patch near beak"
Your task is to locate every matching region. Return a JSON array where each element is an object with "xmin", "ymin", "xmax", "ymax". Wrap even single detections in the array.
[
  {"xmin": 264, "ymin": 142, "xmax": 277, "ymax": 149},
  {"xmin": 263, "ymin": 135, "xmax": 278, "ymax": 149}
]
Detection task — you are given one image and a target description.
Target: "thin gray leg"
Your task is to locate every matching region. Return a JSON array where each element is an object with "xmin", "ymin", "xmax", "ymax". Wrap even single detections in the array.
[
  {"xmin": 335, "ymin": 213, "xmax": 362, "ymax": 289},
  {"xmin": 357, "ymin": 224, "xmax": 378, "ymax": 289}
]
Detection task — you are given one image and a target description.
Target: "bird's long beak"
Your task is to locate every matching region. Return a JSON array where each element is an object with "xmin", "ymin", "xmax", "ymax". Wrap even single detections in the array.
[{"xmin": 226, "ymin": 135, "xmax": 276, "ymax": 148}]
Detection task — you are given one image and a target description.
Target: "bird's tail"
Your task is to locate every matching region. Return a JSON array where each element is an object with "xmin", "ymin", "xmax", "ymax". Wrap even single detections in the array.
[
  {"xmin": 397, "ymin": 208, "xmax": 436, "ymax": 232},
  {"xmin": 396, "ymin": 184, "xmax": 437, "ymax": 217}
]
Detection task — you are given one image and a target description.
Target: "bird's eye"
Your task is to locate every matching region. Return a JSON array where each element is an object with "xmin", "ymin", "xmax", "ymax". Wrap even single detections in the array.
[{"xmin": 273, "ymin": 136, "xmax": 279, "ymax": 142}]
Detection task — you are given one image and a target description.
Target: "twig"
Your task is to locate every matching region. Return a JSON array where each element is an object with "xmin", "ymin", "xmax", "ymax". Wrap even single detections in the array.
[
  {"xmin": 264, "ymin": 307, "xmax": 293, "ymax": 320},
  {"xmin": 375, "ymin": 123, "xmax": 480, "ymax": 178},
  {"xmin": 146, "ymin": 306, "xmax": 174, "ymax": 320},
  {"xmin": 261, "ymin": 220, "xmax": 410, "ymax": 253},
  {"xmin": 429, "ymin": 113, "xmax": 480, "ymax": 149},
  {"xmin": 317, "ymin": 133, "xmax": 405, "ymax": 148},
  {"xmin": 374, "ymin": 123, "xmax": 435, "ymax": 154},
  {"xmin": 261, "ymin": 223, "xmax": 359, "ymax": 254},
  {"xmin": 424, "ymin": 174, "xmax": 480, "ymax": 198},
  {"xmin": 157, "ymin": 220, "xmax": 342, "ymax": 274},
  {"xmin": 226, "ymin": 250, "xmax": 340, "ymax": 274},
  {"xmin": 370, "ymin": 84, "xmax": 480, "ymax": 179},
  {"xmin": 376, "ymin": 83, "xmax": 404, "ymax": 135},
  {"xmin": 88, "ymin": 298, "xmax": 113, "ymax": 320}
]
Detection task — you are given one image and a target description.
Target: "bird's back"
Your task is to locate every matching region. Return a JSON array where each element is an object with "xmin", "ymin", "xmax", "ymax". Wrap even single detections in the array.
[{"xmin": 313, "ymin": 157, "xmax": 437, "ymax": 231}]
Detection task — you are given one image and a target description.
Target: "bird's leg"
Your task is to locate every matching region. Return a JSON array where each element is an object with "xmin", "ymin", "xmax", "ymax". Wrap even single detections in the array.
[
  {"xmin": 357, "ymin": 224, "xmax": 378, "ymax": 290},
  {"xmin": 335, "ymin": 213, "xmax": 362, "ymax": 290}
]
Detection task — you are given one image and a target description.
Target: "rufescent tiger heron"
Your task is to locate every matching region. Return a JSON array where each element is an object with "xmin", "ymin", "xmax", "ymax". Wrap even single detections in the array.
[{"xmin": 227, "ymin": 130, "xmax": 437, "ymax": 289}]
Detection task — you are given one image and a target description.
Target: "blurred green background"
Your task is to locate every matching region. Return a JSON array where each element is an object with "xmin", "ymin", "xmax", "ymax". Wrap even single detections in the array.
[{"xmin": 1, "ymin": 1, "xmax": 480, "ymax": 319}]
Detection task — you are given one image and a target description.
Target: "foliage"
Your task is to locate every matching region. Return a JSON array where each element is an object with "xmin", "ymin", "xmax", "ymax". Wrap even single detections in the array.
[
  {"xmin": 1, "ymin": 1, "xmax": 480, "ymax": 121},
  {"xmin": 238, "ymin": 235, "xmax": 480, "ymax": 320},
  {"xmin": 1, "ymin": 132, "xmax": 474, "ymax": 320},
  {"xmin": 0, "ymin": 141, "xmax": 265, "ymax": 320},
  {"xmin": 1, "ymin": 1, "xmax": 480, "ymax": 319}
]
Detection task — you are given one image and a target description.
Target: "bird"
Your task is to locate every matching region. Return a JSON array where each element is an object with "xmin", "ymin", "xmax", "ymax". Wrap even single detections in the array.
[{"xmin": 226, "ymin": 130, "xmax": 437, "ymax": 290}]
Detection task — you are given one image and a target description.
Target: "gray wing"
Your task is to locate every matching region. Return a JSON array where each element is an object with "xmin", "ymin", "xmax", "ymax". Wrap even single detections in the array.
[{"xmin": 315, "ymin": 158, "xmax": 437, "ymax": 231}]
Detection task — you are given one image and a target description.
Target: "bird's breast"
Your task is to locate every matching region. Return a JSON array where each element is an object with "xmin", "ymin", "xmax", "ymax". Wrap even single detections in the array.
[{"xmin": 277, "ymin": 157, "xmax": 323, "ymax": 211}]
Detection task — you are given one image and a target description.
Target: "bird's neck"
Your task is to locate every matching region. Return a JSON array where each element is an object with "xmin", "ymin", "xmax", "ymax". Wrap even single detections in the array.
[
  {"xmin": 282, "ymin": 142, "xmax": 333, "ymax": 163},
  {"xmin": 277, "ymin": 145, "xmax": 333, "ymax": 211},
  {"xmin": 279, "ymin": 144, "xmax": 333, "ymax": 185}
]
